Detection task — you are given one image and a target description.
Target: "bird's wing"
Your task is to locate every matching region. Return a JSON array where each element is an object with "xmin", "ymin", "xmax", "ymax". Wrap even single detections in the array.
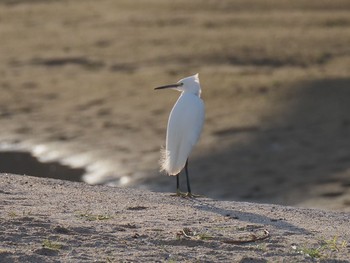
[
  {"xmin": 189, "ymin": 97, "xmax": 205, "ymax": 147},
  {"xmin": 163, "ymin": 93, "xmax": 204, "ymax": 175}
]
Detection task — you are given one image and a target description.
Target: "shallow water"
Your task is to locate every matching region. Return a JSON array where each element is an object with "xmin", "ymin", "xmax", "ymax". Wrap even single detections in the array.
[{"xmin": 0, "ymin": 151, "xmax": 85, "ymax": 182}]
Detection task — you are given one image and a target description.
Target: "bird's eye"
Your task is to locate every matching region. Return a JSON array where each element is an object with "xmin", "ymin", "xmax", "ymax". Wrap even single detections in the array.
[{"xmin": 180, "ymin": 83, "xmax": 184, "ymax": 86}]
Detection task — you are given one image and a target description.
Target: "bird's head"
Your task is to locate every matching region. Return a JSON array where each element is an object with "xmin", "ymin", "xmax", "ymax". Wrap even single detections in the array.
[{"xmin": 155, "ymin": 73, "xmax": 201, "ymax": 96}]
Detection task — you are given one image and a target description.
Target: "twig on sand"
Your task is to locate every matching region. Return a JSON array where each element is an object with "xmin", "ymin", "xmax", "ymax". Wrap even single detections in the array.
[
  {"xmin": 221, "ymin": 229, "xmax": 270, "ymax": 244},
  {"xmin": 177, "ymin": 228, "xmax": 270, "ymax": 244}
]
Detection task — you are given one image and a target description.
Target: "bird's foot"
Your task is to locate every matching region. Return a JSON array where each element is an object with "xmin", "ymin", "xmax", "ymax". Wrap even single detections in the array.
[
  {"xmin": 171, "ymin": 191, "xmax": 203, "ymax": 198},
  {"xmin": 186, "ymin": 192, "xmax": 204, "ymax": 198},
  {"xmin": 170, "ymin": 190, "xmax": 187, "ymax": 197}
]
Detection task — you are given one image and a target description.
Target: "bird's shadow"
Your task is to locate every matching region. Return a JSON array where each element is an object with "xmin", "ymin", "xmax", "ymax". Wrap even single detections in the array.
[{"xmin": 188, "ymin": 197, "xmax": 310, "ymax": 235}]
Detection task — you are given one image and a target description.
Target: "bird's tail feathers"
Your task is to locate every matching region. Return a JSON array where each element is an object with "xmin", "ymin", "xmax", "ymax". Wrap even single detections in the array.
[
  {"xmin": 159, "ymin": 147, "xmax": 169, "ymax": 173},
  {"xmin": 159, "ymin": 147, "xmax": 180, "ymax": 176}
]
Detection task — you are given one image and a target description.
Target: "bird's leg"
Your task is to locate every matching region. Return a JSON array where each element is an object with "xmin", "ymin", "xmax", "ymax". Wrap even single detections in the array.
[
  {"xmin": 184, "ymin": 159, "xmax": 203, "ymax": 198},
  {"xmin": 173, "ymin": 172, "xmax": 187, "ymax": 197},
  {"xmin": 185, "ymin": 159, "xmax": 192, "ymax": 195},
  {"xmin": 172, "ymin": 162, "xmax": 201, "ymax": 198},
  {"xmin": 176, "ymin": 174, "xmax": 180, "ymax": 195}
]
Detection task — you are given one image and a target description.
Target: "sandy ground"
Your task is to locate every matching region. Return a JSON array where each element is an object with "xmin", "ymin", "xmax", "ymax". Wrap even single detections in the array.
[
  {"xmin": 0, "ymin": 0, "xmax": 350, "ymax": 211},
  {"xmin": 1, "ymin": 174, "xmax": 349, "ymax": 262}
]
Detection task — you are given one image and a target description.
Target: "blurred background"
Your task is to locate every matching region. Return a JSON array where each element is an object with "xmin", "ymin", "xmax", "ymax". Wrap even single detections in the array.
[{"xmin": 0, "ymin": 0, "xmax": 350, "ymax": 211}]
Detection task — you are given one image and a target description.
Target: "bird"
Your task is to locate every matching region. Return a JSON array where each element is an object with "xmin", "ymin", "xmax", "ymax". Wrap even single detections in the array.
[{"xmin": 155, "ymin": 73, "xmax": 205, "ymax": 197}]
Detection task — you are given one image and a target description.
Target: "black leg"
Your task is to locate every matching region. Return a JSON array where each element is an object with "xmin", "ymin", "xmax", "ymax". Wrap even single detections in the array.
[
  {"xmin": 176, "ymin": 173, "xmax": 180, "ymax": 194},
  {"xmin": 185, "ymin": 159, "xmax": 191, "ymax": 194}
]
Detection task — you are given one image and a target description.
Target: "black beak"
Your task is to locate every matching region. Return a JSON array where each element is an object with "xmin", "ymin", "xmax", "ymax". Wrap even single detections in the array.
[{"xmin": 154, "ymin": 83, "xmax": 181, "ymax": 90}]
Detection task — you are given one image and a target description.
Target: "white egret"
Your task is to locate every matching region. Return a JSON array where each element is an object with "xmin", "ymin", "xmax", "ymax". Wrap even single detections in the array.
[{"xmin": 155, "ymin": 73, "xmax": 205, "ymax": 196}]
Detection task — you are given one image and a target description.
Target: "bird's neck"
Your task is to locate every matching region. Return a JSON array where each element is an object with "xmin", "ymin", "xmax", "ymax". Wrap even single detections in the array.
[{"xmin": 182, "ymin": 90, "xmax": 201, "ymax": 97}]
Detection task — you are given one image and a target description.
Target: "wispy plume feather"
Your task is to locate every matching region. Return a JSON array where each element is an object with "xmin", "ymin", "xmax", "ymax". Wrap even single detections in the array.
[{"xmin": 159, "ymin": 146, "xmax": 170, "ymax": 174}]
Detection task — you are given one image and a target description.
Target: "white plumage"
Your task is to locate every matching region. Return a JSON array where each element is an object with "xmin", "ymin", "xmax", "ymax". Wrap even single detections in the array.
[
  {"xmin": 162, "ymin": 92, "xmax": 204, "ymax": 175},
  {"xmin": 155, "ymin": 73, "xmax": 205, "ymax": 178}
]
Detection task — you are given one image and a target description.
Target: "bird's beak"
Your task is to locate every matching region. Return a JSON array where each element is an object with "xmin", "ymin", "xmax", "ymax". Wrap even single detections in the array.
[{"xmin": 154, "ymin": 83, "xmax": 181, "ymax": 90}]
